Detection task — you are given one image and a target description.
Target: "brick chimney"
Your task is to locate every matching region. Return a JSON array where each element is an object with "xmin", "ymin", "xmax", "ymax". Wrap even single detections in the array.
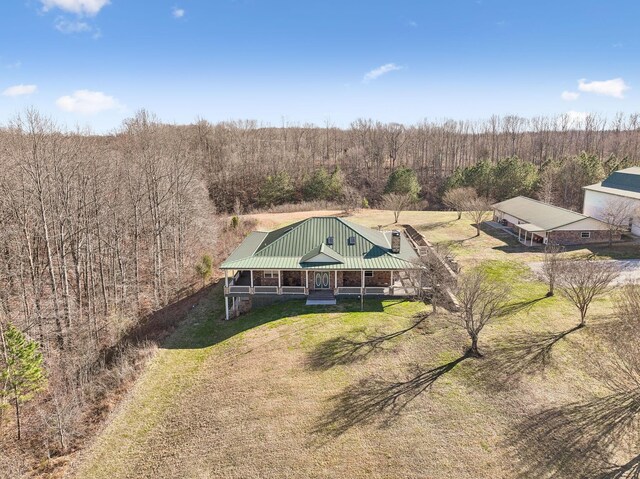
[{"xmin": 391, "ymin": 230, "xmax": 401, "ymax": 253}]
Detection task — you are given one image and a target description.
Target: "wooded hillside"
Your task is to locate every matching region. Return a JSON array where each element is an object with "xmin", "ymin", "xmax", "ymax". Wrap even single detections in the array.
[{"xmin": 2, "ymin": 108, "xmax": 640, "ymax": 475}]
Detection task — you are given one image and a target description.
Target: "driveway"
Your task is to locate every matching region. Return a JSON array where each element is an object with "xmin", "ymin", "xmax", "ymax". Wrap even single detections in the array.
[{"xmin": 528, "ymin": 259, "xmax": 640, "ymax": 285}]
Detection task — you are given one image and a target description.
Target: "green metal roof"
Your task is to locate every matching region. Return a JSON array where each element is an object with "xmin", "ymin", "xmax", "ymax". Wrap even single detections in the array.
[
  {"xmin": 601, "ymin": 167, "xmax": 640, "ymax": 193},
  {"xmin": 492, "ymin": 196, "xmax": 594, "ymax": 231},
  {"xmin": 221, "ymin": 216, "xmax": 420, "ymax": 270}
]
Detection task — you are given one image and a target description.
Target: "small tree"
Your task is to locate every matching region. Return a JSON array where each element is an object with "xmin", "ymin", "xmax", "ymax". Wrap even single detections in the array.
[
  {"xmin": 556, "ymin": 259, "xmax": 620, "ymax": 327},
  {"xmin": 230, "ymin": 215, "xmax": 239, "ymax": 229},
  {"xmin": 443, "ymin": 186, "xmax": 477, "ymax": 220},
  {"xmin": 0, "ymin": 322, "xmax": 47, "ymax": 440},
  {"xmin": 598, "ymin": 198, "xmax": 637, "ymax": 246},
  {"xmin": 384, "ymin": 167, "xmax": 421, "ymax": 201},
  {"xmin": 541, "ymin": 241, "xmax": 565, "ymax": 296},
  {"xmin": 195, "ymin": 254, "xmax": 213, "ymax": 288},
  {"xmin": 464, "ymin": 196, "xmax": 493, "ymax": 237},
  {"xmin": 454, "ymin": 270, "xmax": 510, "ymax": 357},
  {"xmin": 381, "ymin": 193, "xmax": 415, "ymax": 223}
]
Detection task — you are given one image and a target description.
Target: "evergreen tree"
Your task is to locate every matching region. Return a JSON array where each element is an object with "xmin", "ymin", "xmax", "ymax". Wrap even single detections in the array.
[
  {"xmin": 0, "ymin": 322, "xmax": 47, "ymax": 440},
  {"xmin": 384, "ymin": 167, "xmax": 421, "ymax": 201},
  {"xmin": 195, "ymin": 254, "xmax": 213, "ymax": 287},
  {"xmin": 258, "ymin": 171, "xmax": 295, "ymax": 207},
  {"xmin": 302, "ymin": 167, "xmax": 344, "ymax": 201},
  {"xmin": 491, "ymin": 157, "xmax": 538, "ymax": 200}
]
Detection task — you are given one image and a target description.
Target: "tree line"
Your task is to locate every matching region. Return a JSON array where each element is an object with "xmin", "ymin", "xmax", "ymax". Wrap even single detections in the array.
[
  {"xmin": 191, "ymin": 114, "xmax": 640, "ymax": 213},
  {"xmin": 0, "ymin": 110, "xmax": 217, "ymax": 468}
]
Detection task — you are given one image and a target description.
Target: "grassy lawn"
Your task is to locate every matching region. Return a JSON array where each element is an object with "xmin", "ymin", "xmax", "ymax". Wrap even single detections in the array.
[{"xmin": 73, "ymin": 210, "xmax": 637, "ymax": 479}]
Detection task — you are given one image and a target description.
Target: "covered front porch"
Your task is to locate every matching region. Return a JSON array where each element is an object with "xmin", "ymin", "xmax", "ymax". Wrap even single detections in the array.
[
  {"xmin": 515, "ymin": 223, "xmax": 547, "ymax": 246},
  {"xmin": 223, "ymin": 269, "xmax": 418, "ymax": 319}
]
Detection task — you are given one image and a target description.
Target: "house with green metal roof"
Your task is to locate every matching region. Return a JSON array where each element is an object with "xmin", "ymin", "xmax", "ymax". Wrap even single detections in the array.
[
  {"xmin": 492, "ymin": 196, "xmax": 612, "ymax": 246},
  {"xmin": 221, "ymin": 216, "xmax": 422, "ymax": 319}
]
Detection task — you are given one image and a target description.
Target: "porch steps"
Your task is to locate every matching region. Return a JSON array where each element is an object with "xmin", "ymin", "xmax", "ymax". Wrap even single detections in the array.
[{"xmin": 306, "ymin": 290, "xmax": 336, "ymax": 306}]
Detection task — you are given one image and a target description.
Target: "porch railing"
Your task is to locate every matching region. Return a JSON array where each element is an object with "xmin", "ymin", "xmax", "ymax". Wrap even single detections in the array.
[
  {"xmin": 281, "ymin": 286, "xmax": 306, "ymax": 295},
  {"xmin": 227, "ymin": 285, "xmax": 251, "ymax": 294},
  {"xmin": 254, "ymin": 286, "xmax": 279, "ymax": 294},
  {"xmin": 335, "ymin": 287, "xmax": 362, "ymax": 295},
  {"xmin": 364, "ymin": 287, "xmax": 388, "ymax": 295}
]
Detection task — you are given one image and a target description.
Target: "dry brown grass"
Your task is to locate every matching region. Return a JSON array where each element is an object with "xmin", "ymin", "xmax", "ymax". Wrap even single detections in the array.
[{"xmin": 72, "ymin": 210, "xmax": 640, "ymax": 479}]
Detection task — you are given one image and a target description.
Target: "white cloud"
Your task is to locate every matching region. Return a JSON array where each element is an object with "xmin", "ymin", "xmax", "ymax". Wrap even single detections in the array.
[
  {"xmin": 578, "ymin": 78, "xmax": 630, "ymax": 99},
  {"xmin": 56, "ymin": 90, "xmax": 123, "ymax": 114},
  {"xmin": 363, "ymin": 63, "xmax": 402, "ymax": 83},
  {"xmin": 172, "ymin": 7, "xmax": 185, "ymax": 18},
  {"xmin": 2, "ymin": 84, "xmax": 38, "ymax": 97},
  {"xmin": 408, "ymin": 20, "xmax": 417, "ymax": 27},
  {"xmin": 561, "ymin": 90, "xmax": 580, "ymax": 101},
  {"xmin": 55, "ymin": 17, "xmax": 91, "ymax": 33},
  {"xmin": 40, "ymin": 0, "xmax": 110, "ymax": 16},
  {"xmin": 5, "ymin": 61, "xmax": 22, "ymax": 70},
  {"xmin": 563, "ymin": 110, "xmax": 589, "ymax": 127}
]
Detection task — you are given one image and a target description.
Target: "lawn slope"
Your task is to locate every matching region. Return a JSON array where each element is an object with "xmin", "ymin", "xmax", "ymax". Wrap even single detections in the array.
[{"xmin": 73, "ymin": 211, "xmax": 636, "ymax": 479}]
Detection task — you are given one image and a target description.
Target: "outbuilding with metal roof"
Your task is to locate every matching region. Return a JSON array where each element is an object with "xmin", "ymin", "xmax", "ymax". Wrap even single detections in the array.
[{"xmin": 492, "ymin": 196, "xmax": 612, "ymax": 246}]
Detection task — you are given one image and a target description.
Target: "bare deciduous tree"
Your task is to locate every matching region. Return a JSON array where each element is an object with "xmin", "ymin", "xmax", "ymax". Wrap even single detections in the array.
[
  {"xmin": 443, "ymin": 187, "xmax": 477, "ymax": 220},
  {"xmin": 454, "ymin": 270, "xmax": 510, "ymax": 357},
  {"xmin": 381, "ymin": 193, "xmax": 415, "ymax": 223},
  {"xmin": 598, "ymin": 198, "xmax": 637, "ymax": 246},
  {"xmin": 557, "ymin": 259, "xmax": 620, "ymax": 327},
  {"xmin": 464, "ymin": 196, "xmax": 493, "ymax": 237},
  {"xmin": 541, "ymin": 242, "xmax": 565, "ymax": 297},
  {"xmin": 409, "ymin": 244, "xmax": 457, "ymax": 313}
]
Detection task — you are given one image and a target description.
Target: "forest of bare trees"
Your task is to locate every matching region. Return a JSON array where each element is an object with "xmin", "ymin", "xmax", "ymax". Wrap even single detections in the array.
[
  {"xmin": 2, "ymin": 108, "xmax": 640, "ymax": 473},
  {"xmin": 0, "ymin": 110, "xmax": 217, "ymax": 471},
  {"xmin": 193, "ymin": 112, "xmax": 640, "ymax": 212}
]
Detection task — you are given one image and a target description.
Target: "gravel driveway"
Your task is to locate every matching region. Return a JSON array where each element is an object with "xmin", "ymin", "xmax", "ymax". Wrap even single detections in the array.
[{"xmin": 528, "ymin": 259, "xmax": 640, "ymax": 285}]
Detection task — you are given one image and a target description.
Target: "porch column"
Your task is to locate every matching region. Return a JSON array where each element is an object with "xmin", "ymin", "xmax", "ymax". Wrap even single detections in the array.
[
  {"xmin": 530, "ymin": 234, "xmax": 534, "ymax": 247},
  {"xmin": 278, "ymin": 270, "xmax": 281, "ymax": 294},
  {"xmin": 518, "ymin": 228, "xmax": 521, "ymax": 242},
  {"xmin": 225, "ymin": 296, "xmax": 229, "ymax": 320},
  {"xmin": 250, "ymin": 270, "xmax": 254, "ymax": 288},
  {"xmin": 361, "ymin": 270, "xmax": 365, "ymax": 311},
  {"xmin": 334, "ymin": 270, "xmax": 337, "ymax": 291},
  {"xmin": 305, "ymin": 270, "xmax": 309, "ymax": 290}
]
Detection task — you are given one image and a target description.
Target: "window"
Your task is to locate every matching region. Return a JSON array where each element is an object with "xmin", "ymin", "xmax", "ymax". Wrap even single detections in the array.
[
  {"xmin": 264, "ymin": 271, "xmax": 278, "ymax": 278},
  {"xmin": 326, "ymin": 236, "xmax": 334, "ymax": 246},
  {"xmin": 348, "ymin": 236, "xmax": 356, "ymax": 245},
  {"xmin": 364, "ymin": 271, "xmax": 373, "ymax": 277},
  {"xmin": 581, "ymin": 231, "xmax": 591, "ymax": 238}
]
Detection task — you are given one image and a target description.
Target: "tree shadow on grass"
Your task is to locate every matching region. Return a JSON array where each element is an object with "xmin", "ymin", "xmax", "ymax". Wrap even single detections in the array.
[
  {"xmin": 478, "ymin": 325, "xmax": 582, "ymax": 390},
  {"xmin": 499, "ymin": 296, "xmax": 546, "ymax": 316},
  {"xmin": 410, "ymin": 220, "xmax": 457, "ymax": 232},
  {"xmin": 314, "ymin": 354, "xmax": 468, "ymax": 437},
  {"xmin": 598, "ymin": 454, "xmax": 640, "ymax": 478},
  {"xmin": 508, "ymin": 390, "xmax": 640, "ymax": 479},
  {"xmin": 305, "ymin": 312, "xmax": 430, "ymax": 371}
]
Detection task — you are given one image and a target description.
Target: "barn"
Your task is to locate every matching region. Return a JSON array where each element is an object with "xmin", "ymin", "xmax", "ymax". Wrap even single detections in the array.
[{"xmin": 583, "ymin": 167, "xmax": 640, "ymax": 237}]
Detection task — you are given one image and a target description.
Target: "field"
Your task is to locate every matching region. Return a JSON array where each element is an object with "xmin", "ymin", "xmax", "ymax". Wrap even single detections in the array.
[{"xmin": 71, "ymin": 210, "xmax": 638, "ymax": 479}]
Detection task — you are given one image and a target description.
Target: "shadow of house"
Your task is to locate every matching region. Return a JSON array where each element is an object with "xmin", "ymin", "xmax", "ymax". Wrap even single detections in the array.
[
  {"xmin": 314, "ymin": 354, "xmax": 468, "ymax": 436},
  {"xmin": 305, "ymin": 312, "xmax": 429, "ymax": 371},
  {"xmin": 508, "ymin": 390, "xmax": 640, "ymax": 479}
]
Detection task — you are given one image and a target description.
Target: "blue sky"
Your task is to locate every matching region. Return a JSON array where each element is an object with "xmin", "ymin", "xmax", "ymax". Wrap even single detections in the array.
[{"xmin": 1, "ymin": 0, "xmax": 639, "ymax": 132}]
